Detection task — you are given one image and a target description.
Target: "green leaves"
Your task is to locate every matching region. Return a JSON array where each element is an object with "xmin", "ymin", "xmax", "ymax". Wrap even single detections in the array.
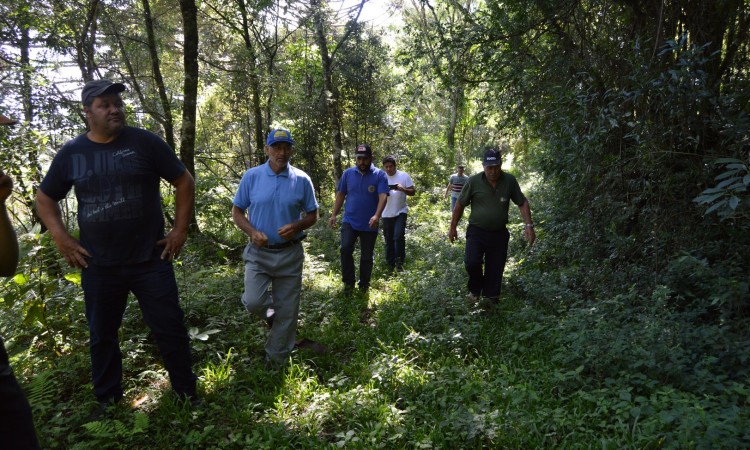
[{"xmin": 694, "ymin": 157, "xmax": 750, "ymax": 221}]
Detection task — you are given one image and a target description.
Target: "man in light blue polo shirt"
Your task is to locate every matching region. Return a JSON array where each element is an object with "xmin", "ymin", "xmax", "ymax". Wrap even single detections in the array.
[
  {"xmin": 232, "ymin": 128, "xmax": 319, "ymax": 367},
  {"xmin": 328, "ymin": 144, "xmax": 389, "ymax": 293}
]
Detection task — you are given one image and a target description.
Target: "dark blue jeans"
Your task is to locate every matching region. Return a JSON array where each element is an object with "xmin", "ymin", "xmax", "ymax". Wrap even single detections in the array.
[
  {"xmin": 382, "ymin": 213, "xmax": 407, "ymax": 269},
  {"xmin": 0, "ymin": 338, "xmax": 40, "ymax": 449},
  {"xmin": 340, "ymin": 222, "xmax": 378, "ymax": 289},
  {"xmin": 81, "ymin": 254, "xmax": 197, "ymax": 402},
  {"xmin": 464, "ymin": 224, "xmax": 510, "ymax": 299}
]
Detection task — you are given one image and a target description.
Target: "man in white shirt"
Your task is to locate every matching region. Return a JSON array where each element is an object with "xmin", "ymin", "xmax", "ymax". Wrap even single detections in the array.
[{"xmin": 381, "ymin": 155, "xmax": 415, "ymax": 271}]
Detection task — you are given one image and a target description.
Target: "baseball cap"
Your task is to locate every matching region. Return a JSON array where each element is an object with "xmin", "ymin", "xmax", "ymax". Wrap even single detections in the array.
[
  {"xmin": 81, "ymin": 79, "xmax": 126, "ymax": 106},
  {"xmin": 266, "ymin": 128, "xmax": 295, "ymax": 146},
  {"xmin": 0, "ymin": 114, "xmax": 18, "ymax": 126},
  {"xmin": 355, "ymin": 144, "xmax": 372, "ymax": 158},
  {"xmin": 482, "ymin": 148, "xmax": 501, "ymax": 167}
]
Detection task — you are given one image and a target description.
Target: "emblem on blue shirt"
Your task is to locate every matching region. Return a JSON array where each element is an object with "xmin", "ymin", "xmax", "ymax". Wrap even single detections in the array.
[{"xmin": 368, "ymin": 185, "xmax": 375, "ymax": 193}]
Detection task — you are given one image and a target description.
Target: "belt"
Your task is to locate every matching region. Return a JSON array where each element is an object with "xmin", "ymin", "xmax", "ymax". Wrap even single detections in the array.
[{"xmin": 264, "ymin": 237, "xmax": 304, "ymax": 250}]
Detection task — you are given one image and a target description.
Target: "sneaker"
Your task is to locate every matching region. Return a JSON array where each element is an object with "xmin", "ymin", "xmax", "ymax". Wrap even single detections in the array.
[
  {"xmin": 466, "ymin": 292, "xmax": 480, "ymax": 304},
  {"xmin": 265, "ymin": 308, "xmax": 275, "ymax": 329}
]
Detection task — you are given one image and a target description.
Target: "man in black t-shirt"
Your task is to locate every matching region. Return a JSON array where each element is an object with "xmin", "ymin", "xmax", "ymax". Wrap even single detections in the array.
[{"xmin": 36, "ymin": 80, "xmax": 200, "ymax": 417}]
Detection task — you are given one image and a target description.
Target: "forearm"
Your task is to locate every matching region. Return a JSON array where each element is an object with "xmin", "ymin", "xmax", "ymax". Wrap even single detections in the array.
[
  {"xmin": 294, "ymin": 210, "xmax": 318, "ymax": 232},
  {"xmin": 374, "ymin": 194, "xmax": 387, "ymax": 218},
  {"xmin": 172, "ymin": 172, "xmax": 195, "ymax": 233},
  {"xmin": 231, "ymin": 205, "xmax": 257, "ymax": 238},
  {"xmin": 403, "ymin": 185, "xmax": 416, "ymax": 196},
  {"xmin": 331, "ymin": 192, "xmax": 345, "ymax": 217},
  {"xmin": 450, "ymin": 202, "xmax": 464, "ymax": 229},
  {"xmin": 36, "ymin": 190, "xmax": 70, "ymax": 243},
  {"xmin": 518, "ymin": 199, "xmax": 533, "ymax": 225},
  {"xmin": 0, "ymin": 204, "xmax": 19, "ymax": 276}
]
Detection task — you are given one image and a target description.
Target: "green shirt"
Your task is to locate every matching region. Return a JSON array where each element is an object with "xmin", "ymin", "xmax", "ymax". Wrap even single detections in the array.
[{"xmin": 458, "ymin": 171, "xmax": 526, "ymax": 231}]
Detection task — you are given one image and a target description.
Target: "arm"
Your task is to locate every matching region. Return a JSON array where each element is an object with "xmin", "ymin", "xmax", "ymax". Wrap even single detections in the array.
[
  {"xmin": 231, "ymin": 204, "xmax": 268, "ymax": 247},
  {"xmin": 0, "ymin": 171, "xmax": 19, "ymax": 276},
  {"xmin": 444, "ymin": 183, "xmax": 452, "ymax": 198},
  {"xmin": 447, "ymin": 200, "xmax": 465, "ymax": 242},
  {"xmin": 278, "ymin": 209, "xmax": 318, "ymax": 241},
  {"xmin": 328, "ymin": 191, "xmax": 346, "ymax": 228},
  {"xmin": 397, "ymin": 184, "xmax": 416, "ymax": 196},
  {"xmin": 369, "ymin": 192, "xmax": 388, "ymax": 228},
  {"xmin": 35, "ymin": 188, "xmax": 92, "ymax": 268},
  {"xmin": 157, "ymin": 170, "xmax": 195, "ymax": 260},
  {"xmin": 518, "ymin": 199, "xmax": 536, "ymax": 244}
]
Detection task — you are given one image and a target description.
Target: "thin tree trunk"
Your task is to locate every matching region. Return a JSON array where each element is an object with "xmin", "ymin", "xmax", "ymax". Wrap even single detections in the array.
[
  {"xmin": 179, "ymin": 0, "xmax": 199, "ymax": 230},
  {"xmin": 312, "ymin": 0, "xmax": 344, "ymax": 182},
  {"xmin": 142, "ymin": 0, "xmax": 176, "ymax": 150}
]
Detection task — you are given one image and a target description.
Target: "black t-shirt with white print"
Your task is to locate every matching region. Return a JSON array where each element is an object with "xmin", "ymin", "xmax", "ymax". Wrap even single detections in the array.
[{"xmin": 40, "ymin": 126, "xmax": 186, "ymax": 266}]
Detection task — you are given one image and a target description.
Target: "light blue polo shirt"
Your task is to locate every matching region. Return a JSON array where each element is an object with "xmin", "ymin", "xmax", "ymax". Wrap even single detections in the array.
[
  {"xmin": 233, "ymin": 161, "xmax": 319, "ymax": 245},
  {"xmin": 337, "ymin": 163, "xmax": 389, "ymax": 231}
]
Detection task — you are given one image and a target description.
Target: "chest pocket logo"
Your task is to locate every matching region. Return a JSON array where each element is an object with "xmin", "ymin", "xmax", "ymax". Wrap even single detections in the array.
[{"xmin": 368, "ymin": 185, "xmax": 375, "ymax": 193}]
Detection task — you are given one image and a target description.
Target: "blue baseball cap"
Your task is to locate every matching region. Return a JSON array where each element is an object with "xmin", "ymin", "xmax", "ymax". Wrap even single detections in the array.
[{"xmin": 266, "ymin": 128, "xmax": 295, "ymax": 146}]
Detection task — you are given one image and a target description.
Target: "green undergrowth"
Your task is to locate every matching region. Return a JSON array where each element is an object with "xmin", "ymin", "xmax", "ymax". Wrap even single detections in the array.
[{"xmin": 3, "ymin": 196, "xmax": 748, "ymax": 448}]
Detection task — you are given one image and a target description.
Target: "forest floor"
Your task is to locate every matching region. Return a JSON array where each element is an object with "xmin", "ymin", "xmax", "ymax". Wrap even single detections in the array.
[{"xmin": 8, "ymin": 196, "xmax": 750, "ymax": 449}]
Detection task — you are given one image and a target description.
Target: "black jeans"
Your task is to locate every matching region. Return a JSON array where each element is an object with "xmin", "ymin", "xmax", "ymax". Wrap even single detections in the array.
[
  {"xmin": 382, "ymin": 213, "xmax": 407, "ymax": 268},
  {"xmin": 0, "ymin": 337, "xmax": 41, "ymax": 449},
  {"xmin": 464, "ymin": 224, "xmax": 510, "ymax": 299},
  {"xmin": 81, "ymin": 255, "xmax": 197, "ymax": 402}
]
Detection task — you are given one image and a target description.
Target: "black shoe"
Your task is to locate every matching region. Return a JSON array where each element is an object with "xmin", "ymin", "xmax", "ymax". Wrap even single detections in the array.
[
  {"xmin": 342, "ymin": 284, "xmax": 355, "ymax": 295},
  {"xmin": 189, "ymin": 396, "xmax": 206, "ymax": 411},
  {"xmin": 89, "ymin": 398, "xmax": 119, "ymax": 421}
]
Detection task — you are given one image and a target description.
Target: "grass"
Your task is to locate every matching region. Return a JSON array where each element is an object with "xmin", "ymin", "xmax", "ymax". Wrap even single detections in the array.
[{"xmin": 5, "ymin": 197, "xmax": 749, "ymax": 448}]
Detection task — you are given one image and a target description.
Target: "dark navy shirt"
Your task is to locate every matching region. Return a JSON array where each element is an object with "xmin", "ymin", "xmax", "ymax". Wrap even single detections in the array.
[{"xmin": 39, "ymin": 126, "xmax": 186, "ymax": 266}]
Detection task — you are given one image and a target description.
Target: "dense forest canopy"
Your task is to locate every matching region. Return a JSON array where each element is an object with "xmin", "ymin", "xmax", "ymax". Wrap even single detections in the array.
[{"xmin": 1, "ymin": 0, "xmax": 749, "ymax": 447}]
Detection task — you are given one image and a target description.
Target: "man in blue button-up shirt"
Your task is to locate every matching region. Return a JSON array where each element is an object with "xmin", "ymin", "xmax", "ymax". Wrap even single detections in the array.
[
  {"xmin": 328, "ymin": 144, "xmax": 389, "ymax": 293},
  {"xmin": 232, "ymin": 128, "xmax": 319, "ymax": 367}
]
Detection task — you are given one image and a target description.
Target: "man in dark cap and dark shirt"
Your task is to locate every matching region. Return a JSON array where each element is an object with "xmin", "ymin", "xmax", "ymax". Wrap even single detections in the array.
[
  {"xmin": 448, "ymin": 146, "xmax": 536, "ymax": 305},
  {"xmin": 328, "ymin": 144, "xmax": 389, "ymax": 293},
  {"xmin": 35, "ymin": 79, "xmax": 201, "ymax": 418}
]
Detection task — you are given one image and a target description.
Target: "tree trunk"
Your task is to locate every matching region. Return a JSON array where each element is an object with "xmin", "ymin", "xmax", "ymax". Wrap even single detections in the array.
[
  {"xmin": 312, "ymin": 0, "xmax": 344, "ymax": 182},
  {"xmin": 179, "ymin": 0, "xmax": 199, "ymax": 230},
  {"xmin": 237, "ymin": 0, "xmax": 266, "ymax": 163},
  {"xmin": 142, "ymin": 0, "xmax": 176, "ymax": 150}
]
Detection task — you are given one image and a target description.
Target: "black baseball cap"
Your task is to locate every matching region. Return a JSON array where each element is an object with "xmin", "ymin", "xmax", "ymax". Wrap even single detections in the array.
[
  {"xmin": 81, "ymin": 79, "xmax": 126, "ymax": 106},
  {"xmin": 355, "ymin": 144, "xmax": 372, "ymax": 158},
  {"xmin": 482, "ymin": 148, "xmax": 501, "ymax": 167}
]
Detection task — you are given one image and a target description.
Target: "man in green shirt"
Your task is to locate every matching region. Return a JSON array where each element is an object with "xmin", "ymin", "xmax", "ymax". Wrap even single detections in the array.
[{"xmin": 448, "ymin": 147, "xmax": 536, "ymax": 303}]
